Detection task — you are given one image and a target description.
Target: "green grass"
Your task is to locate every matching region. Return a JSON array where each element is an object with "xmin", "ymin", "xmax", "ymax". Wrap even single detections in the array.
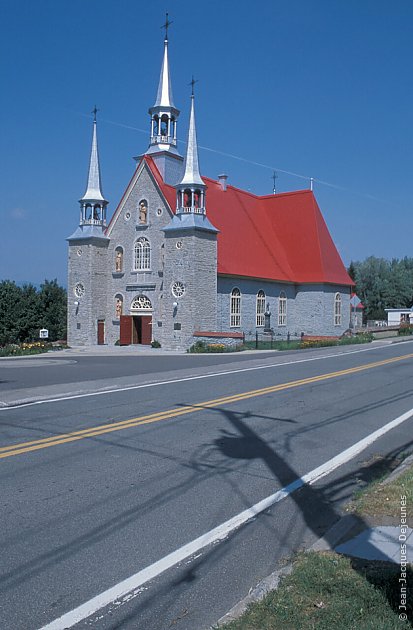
[
  {"xmin": 222, "ymin": 551, "xmax": 412, "ymax": 629},
  {"xmin": 347, "ymin": 460, "xmax": 413, "ymax": 519}
]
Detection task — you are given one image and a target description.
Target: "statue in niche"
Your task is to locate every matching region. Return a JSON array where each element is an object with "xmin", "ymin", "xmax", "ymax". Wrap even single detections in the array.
[
  {"xmin": 139, "ymin": 201, "xmax": 148, "ymax": 224},
  {"xmin": 115, "ymin": 250, "xmax": 123, "ymax": 272},
  {"xmin": 264, "ymin": 302, "xmax": 272, "ymax": 332},
  {"xmin": 115, "ymin": 298, "xmax": 123, "ymax": 319}
]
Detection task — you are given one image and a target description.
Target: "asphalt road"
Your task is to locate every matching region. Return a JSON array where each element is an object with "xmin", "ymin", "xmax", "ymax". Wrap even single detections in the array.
[
  {"xmin": 0, "ymin": 351, "xmax": 279, "ymax": 392},
  {"xmin": 1, "ymin": 341, "xmax": 413, "ymax": 629}
]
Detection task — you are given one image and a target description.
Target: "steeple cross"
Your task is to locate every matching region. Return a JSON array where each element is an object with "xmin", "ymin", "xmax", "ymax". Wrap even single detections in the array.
[
  {"xmin": 161, "ymin": 12, "xmax": 173, "ymax": 40},
  {"xmin": 92, "ymin": 105, "xmax": 99, "ymax": 122},
  {"xmin": 189, "ymin": 76, "xmax": 198, "ymax": 96}
]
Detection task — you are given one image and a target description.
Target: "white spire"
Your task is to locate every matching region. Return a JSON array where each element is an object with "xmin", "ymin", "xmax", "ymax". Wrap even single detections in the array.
[
  {"xmin": 147, "ymin": 19, "xmax": 180, "ymax": 157},
  {"xmin": 179, "ymin": 94, "xmax": 204, "ymax": 186},
  {"xmin": 81, "ymin": 110, "xmax": 106, "ymax": 202},
  {"xmin": 153, "ymin": 38, "xmax": 176, "ymax": 110}
]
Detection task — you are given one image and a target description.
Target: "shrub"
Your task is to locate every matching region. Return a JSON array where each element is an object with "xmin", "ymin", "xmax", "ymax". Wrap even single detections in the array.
[
  {"xmin": 188, "ymin": 340, "xmax": 243, "ymax": 353},
  {"xmin": 188, "ymin": 340, "xmax": 207, "ymax": 353}
]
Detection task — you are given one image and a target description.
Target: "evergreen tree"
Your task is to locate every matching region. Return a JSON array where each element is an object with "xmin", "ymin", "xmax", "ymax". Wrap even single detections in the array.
[
  {"xmin": 0, "ymin": 280, "xmax": 22, "ymax": 345},
  {"xmin": 38, "ymin": 280, "xmax": 67, "ymax": 341},
  {"xmin": 18, "ymin": 283, "xmax": 41, "ymax": 342},
  {"xmin": 0, "ymin": 279, "xmax": 67, "ymax": 345}
]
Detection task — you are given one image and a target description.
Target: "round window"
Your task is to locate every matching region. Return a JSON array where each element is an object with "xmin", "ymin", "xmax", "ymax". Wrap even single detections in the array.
[
  {"xmin": 124, "ymin": 211, "xmax": 131, "ymax": 221},
  {"xmin": 176, "ymin": 240, "xmax": 183, "ymax": 250},
  {"xmin": 172, "ymin": 282, "xmax": 185, "ymax": 298},
  {"xmin": 74, "ymin": 283, "xmax": 85, "ymax": 298}
]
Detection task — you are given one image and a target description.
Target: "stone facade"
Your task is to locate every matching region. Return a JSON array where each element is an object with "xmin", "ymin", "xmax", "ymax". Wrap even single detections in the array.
[
  {"xmin": 216, "ymin": 277, "xmax": 350, "ymax": 339},
  {"xmin": 67, "ymin": 238, "xmax": 109, "ymax": 346},
  {"xmin": 104, "ymin": 162, "xmax": 175, "ymax": 345},
  {"xmin": 162, "ymin": 228, "xmax": 217, "ymax": 350}
]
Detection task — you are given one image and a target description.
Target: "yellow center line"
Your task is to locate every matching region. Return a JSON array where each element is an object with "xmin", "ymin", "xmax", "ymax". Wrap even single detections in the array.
[{"xmin": 1, "ymin": 352, "xmax": 413, "ymax": 460}]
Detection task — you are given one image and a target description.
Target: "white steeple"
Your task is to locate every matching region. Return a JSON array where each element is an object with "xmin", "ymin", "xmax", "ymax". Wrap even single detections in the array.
[
  {"xmin": 176, "ymin": 86, "xmax": 206, "ymax": 214},
  {"xmin": 180, "ymin": 90, "xmax": 204, "ymax": 187},
  {"xmin": 147, "ymin": 14, "xmax": 180, "ymax": 156},
  {"xmin": 78, "ymin": 108, "xmax": 108, "ymax": 228},
  {"xmin": 154, "ymin": 35, "xmax": 176, "ymax": 110}
]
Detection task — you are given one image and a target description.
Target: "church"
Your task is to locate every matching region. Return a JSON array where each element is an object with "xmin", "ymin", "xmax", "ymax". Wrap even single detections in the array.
[{"xmin": 67, "ymin": 28, "xmax": 352, "ymax": 351}]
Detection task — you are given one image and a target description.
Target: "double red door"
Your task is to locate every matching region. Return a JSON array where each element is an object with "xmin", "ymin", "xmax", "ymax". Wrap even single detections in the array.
[{"xmin": 120, "ymin": 315, "xmax": 152, "ymax": 345}]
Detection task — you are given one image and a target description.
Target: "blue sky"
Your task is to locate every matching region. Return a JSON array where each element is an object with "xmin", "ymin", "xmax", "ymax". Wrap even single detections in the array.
[{"xmin": 1, "ymin": 0, "xmax": 412, "ymax": 286}]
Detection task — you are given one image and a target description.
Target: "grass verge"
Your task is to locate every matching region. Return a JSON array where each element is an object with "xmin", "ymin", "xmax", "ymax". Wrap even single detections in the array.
[
  {"xmin": 222, "ymin": 551, "xmax": 412, "ymax": 629},
  {"xmin": 346, "ymin": 457, "xmax": 413, "ymax": 519},
  {"xmin": 221, "ymin": 457, "xmax": 413, "ymax": 629}
]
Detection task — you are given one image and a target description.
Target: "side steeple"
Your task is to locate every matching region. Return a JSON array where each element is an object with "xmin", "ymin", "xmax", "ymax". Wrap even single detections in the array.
[
  {"xmin": 176, "ymin": 84, "xmax": 206, "ymax": 215},
  {"xmin": 147, "ymin": 14, "xmax": 180, "ymax": 157},
  {"xmin": 79, "ymin": 108, "xmax": 108, "ymax": 230}
]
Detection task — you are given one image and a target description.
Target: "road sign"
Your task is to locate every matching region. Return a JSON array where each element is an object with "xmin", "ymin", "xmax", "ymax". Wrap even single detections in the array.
[
  {"xmin": 39, "ymin": 328, "xmax": 49, "ymax": 339},
  {"xmin": 350, "ymin": 295, "xmax": 361, "ymax": 307}
]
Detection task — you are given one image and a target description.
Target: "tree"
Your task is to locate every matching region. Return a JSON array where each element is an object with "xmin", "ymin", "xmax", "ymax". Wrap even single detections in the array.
[
  {"xmin": 18, "ymin": 283, "xmax": 41, "ymax": 342},
  {"xmin": 351, "ymin": 256, "xmax": 413, "ymax": 321},
  {"xmin": 0, "ymin": 279, "xmax": 67, "ymax": 345},
  {"xmin": 38, "ymin": 280, "xmax": 67, "ymax": 341},
  {"xmin": 0, "ymin": 280, "xmax": 23, "ymax": 345}
]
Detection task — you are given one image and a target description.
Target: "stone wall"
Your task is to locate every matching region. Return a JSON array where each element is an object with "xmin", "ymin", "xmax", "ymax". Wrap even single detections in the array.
[
  {"xmin": 216, "ymin": 277, "xmax": 351, "ymax": 339},
  {"xmin": 67, "ymin": 238, "xmax": 109, "ymax": 346},
  {"xmin": 162, "ymin": 229, "xmax": 218, "ymax": 351}
]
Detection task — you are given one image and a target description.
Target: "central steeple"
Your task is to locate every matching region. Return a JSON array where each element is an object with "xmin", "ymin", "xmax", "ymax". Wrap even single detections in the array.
[{"xmin": 147, "ymin": 14, "xmax": 180, "ymax": 157}]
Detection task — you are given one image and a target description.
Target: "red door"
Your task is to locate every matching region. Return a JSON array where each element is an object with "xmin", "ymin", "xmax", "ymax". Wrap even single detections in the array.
[
  {"xmin": 120, "ymin": 315, "xmax": 133, "ymax": 345},
  {"xmin": 141, "ymin": 316, "xmax": 152, "ymax": 345},
  {"xmin": 97, "ymin": 320, "xmax": 105, "ymax": 345}
]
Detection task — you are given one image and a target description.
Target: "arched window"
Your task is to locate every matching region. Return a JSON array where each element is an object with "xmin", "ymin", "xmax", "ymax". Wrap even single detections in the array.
[
  {"xmin": 115, "ymin": 294, "xmax": 123, "ymax": 319},
  {"xmin": 131, "ymin": 294, "xmax": 152, "ymax": 311},
  {"xmin": 334, "ymin": 293, "xmax": 342, "ymax": 326},
  {"xmin": 115, "ymin": 247, "xmax": 123, "ymax": 272},
  {"xmin": 183, "ymin": 188, "xmax": 191, "ymax": 211},
  {"xmin": 278, "ymin": 291, "xmax": 287, "ymax": 326},
  {"xmin": 134, "ymin": 237, "xmax": 151, "ymax": 271},
  {"xmin": 256, "ymin": 290, "xmax": 265, "ymax": 327},
  {"xmin": 230, "ymin": 288, "xmax": 241, "ymax": 327},
  {"xmin": 160, "ymin": 114, "xmax": 168, "ymax": 137},
  {"xmin": 93, "ymin": 204, "xmax": 101, "ymax": 221}
]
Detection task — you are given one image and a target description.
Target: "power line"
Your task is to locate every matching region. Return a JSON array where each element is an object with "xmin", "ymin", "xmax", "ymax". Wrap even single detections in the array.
[{"xmin": 74, "ymin": 110, "xmax": 400, "ymax": 208}]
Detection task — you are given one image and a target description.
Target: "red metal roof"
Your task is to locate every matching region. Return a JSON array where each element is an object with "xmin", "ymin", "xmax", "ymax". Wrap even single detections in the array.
[{"xmin": 125, "ymin": 156, "xmax": 352, "ymax": 286}]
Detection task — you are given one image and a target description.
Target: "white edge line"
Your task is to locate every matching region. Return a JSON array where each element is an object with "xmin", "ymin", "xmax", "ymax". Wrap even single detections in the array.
[
  {"xmin": 38, "ymin": 405, "xmax": 413, "ymax": 630},
  {"xmin": 2, "ymin": 342, "xmax": 411, "ymax": 411}
]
